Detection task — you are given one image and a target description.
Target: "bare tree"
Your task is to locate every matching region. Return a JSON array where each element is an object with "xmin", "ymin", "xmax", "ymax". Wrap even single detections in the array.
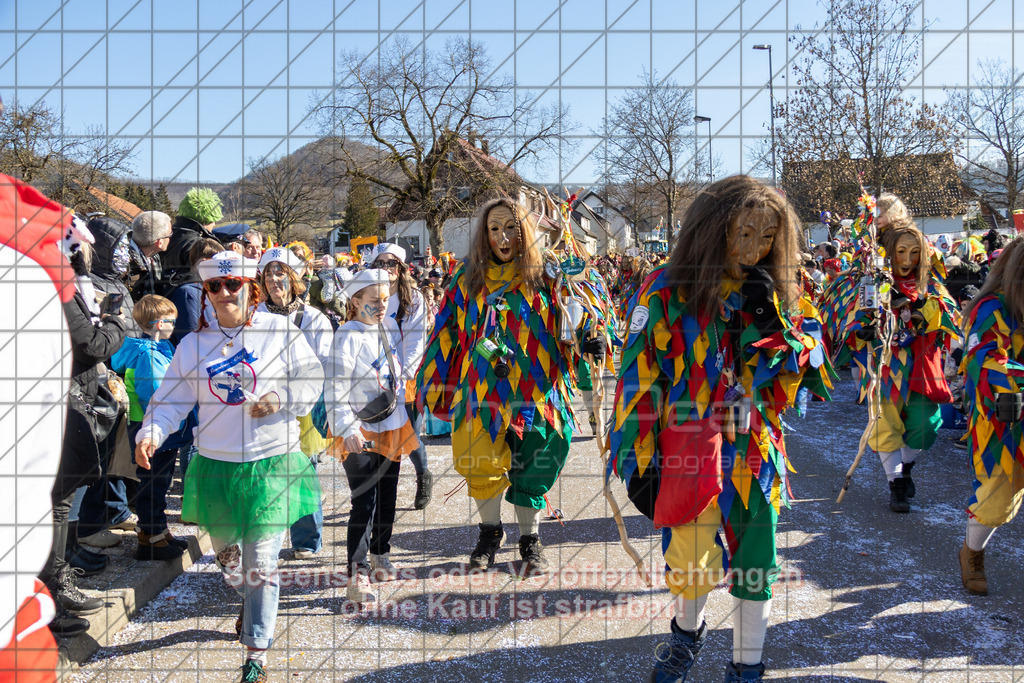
[
  {"xmin": 0, "ymin": 100, "xmax": 70, "ymax": 183},
  {"xmin": 239, "ymin": 154, "xmax": 332, "ymax": 244},
  {"xmin": 314, "ymin": 37, "xmax": 572, "ymax": 252},
  {"xmin": 597, "ymin": 70, "xmax": 699, "ymax": 246},
  {"xmin": 778, "ymin": 0, "xmax": 956, "ymax": 211},
  {"xmin": 947, "ymin": 59, "xmax": 1024, "ymax": 213}
]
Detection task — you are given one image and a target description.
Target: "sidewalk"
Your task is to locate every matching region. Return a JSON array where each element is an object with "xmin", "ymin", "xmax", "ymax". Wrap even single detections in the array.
[{"xmin": 57, "ymin": 484, "xmax": 212, "ymax": 680}]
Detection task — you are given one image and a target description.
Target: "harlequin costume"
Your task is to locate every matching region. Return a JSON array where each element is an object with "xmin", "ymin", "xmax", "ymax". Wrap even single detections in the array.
[
  {"xmin": 958, "ymin": 290, "xmax": 1024, "ymax": 595},
  {"xmin": 416, "ymin": 257, "xmax": 583, "ymax": 572},
  {"xmin": 822, "ymin": 242, "xmax": 959, "ymax": 511},
  {"xmin": 611, "ymin": 267, "xmax": 835, "ymax": 680},
  {"xmin": 572, "ymin": 267, "xmax": 619, "ymax": 433}
]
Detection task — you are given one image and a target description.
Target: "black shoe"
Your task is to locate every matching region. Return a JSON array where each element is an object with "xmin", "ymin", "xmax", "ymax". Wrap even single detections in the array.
[
  {"xmin": 167, "ymin": 533, "xmax": 190, "ymax": 550},
  {"xmin": 901, "ymin": 461, "xmax": 916, "ymax": 498},
  {"xmin": 888, "ymin": 479, "xmax": 910, "ymax": 513},
  {"xmin": 518, "ymin": 534, "xmax": 549, "ymax": 576},
  {"xmin": 468, "ymin": 524, "xmax": 504, "ymax": 570},
  {"xmin": 650, "ymin": 619, "xmax": 707, "ymax": 682},
  {"xmin": 48, "ymin": 565, "xmax": 104, "ymax": 615},
  {"xmin": 414, "ymin": 471, "xmax": 434, "ymax": 510},
  {"xmin": 136, "ymin": 541, "xmax": 186, "ymax": 562},
  {"xmin": 67, "ymin": 544, "xmax": 108, "ymax": 575},
  {"xmin": 48, "ymin": 603, "xmax": 90, "ymax": 638},
  {"xmin": 723, "ymin": 660, "xmax": 766, "ymax": 682}
]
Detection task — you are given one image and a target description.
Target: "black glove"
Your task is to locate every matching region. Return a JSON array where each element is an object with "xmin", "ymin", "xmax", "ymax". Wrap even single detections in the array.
[
  {"xmin": 995, "ymin": 392, "xmax": 1024, "ymax": 423},
  {"xmin": 856, "ymin": 319, "xmax": 878, "ymax": 341},
  {"xmin": 741, "ymin": 266, "xmax": 784, "ymax": 335},
  {"xmin": 581, "ymin": 333, "xmax": 607, "ymax": 361}
]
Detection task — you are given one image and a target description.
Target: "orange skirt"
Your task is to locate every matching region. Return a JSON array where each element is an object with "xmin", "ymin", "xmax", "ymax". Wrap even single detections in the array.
[{"xmin": 362, "ymin": 418, "xmax": 418, "ymax": 462}]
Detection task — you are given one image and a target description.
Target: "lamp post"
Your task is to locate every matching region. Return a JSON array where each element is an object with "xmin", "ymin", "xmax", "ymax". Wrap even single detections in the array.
[
  {"xmin": 694, "ymin": 115, "xmax": 712, "ymax": 182},
  {"xmin": 753, "ymin": 44, "xmax": 777, "ymax": 186}
]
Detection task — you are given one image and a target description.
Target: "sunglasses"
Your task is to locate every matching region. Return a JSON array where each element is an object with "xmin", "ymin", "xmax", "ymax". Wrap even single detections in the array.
[
  {"xmin": 375, "ymin": 259, "xmax": 401, "ymax": 270},
  {"xmin": 203, "ymin": 277, "xmax": 246, "ymax": 294},
  {"xmin": 149, "ymin": 318, "xmax": 175, "ymax": 326}
]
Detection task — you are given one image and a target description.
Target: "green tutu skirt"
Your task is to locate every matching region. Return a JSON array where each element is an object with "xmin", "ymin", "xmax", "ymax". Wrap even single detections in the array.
[{"xmin": 182, "ymin": 452, "xmax": 320, "ymax": 544}]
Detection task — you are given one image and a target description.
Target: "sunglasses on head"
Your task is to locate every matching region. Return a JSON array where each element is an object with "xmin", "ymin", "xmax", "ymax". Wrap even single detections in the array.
[{"xmin": 203, "ymin": 277, "xmax": 246, "ymax": 294}]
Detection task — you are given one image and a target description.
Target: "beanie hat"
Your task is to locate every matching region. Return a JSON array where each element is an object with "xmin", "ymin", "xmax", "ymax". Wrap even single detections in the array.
[{"xmin": 178, "ymin": 188, "xmax": 223, "ymax": 225}]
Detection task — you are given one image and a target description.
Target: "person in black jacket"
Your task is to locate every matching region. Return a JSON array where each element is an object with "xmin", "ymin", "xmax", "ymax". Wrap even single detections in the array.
[
  {"xmin": 74, "ymin": 217, "xmax": 139, "ymax": 549},
  {"xmin": 127, "ymin": 211, "xmax": 172, "ymax": 301},
  {"xmin": 158, "ymin": 188, "xmax": 223, "ymax": 291},
  {"xmin": 41, "ymin": 240, "xmax": 128, "ymax": 636}
]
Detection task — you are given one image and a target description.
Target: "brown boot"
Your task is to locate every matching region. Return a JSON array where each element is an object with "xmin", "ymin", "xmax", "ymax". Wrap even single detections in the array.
[
  {"xmin": 959, "ymin": 542, "xmax": 988, "ymax": 595},
  {"xmin": 136, "ymin": 530, "xmax": 185, "ymax": 562}
]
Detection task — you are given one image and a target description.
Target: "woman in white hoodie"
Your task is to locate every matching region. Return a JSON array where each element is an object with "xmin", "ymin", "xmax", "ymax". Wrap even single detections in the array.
[
  {"xmin": 136, "ymin": 251, "xmax": 324, "ymax": 683},
  {"xmin": 325, "ymin": 269, "xmax": 417, "ymax": 604}
]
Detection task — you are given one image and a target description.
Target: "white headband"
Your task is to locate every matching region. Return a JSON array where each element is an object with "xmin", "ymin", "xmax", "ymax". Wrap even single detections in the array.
[
  {"xmin": 197, "ymin": 251, "xmax": 259, "ymax": 281},
  {"xmin": 344, "ymin": 268, "xmax": 390, "ymax": 298},
  {"xmin": 372, "ymin": 242, "xmax": 407, "ymax": 264},
  {"xmin": 258, "ymin": 246, "xmax": 306, "ymax": 273}
]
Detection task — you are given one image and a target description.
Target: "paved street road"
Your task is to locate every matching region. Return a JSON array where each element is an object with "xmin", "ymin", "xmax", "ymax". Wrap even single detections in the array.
[{"xmin": 71, "ymin": 373, "xmax": 1024, "ymax": 682}]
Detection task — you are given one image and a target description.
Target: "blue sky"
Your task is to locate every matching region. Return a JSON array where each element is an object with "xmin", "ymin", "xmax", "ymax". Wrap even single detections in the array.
[{"xmin": 1, "ymin": 0, "xmax": 1019, "ymax": 184}]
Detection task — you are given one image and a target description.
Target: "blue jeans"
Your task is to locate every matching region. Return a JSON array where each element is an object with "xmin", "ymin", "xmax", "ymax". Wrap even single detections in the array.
[
  {"xmin": 405, "ymin": 403, "xmax": 427, "ymax": 476},
  {"xmin": 213, "ymin": 532, "xmax": 285, "ymax": 650},
  {"xmin": 77, "ymin": 477, "xmax": 131, "ymax": 537},
  {"xmin": 289, "ymin": 455, "xmax": 323, "ymax": 552}
]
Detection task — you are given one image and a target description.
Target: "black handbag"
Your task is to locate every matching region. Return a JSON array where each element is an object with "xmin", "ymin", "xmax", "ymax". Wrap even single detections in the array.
[
  {"xmin": 70, "ymin": 379, "xmax": 122, "ymax": 442},
  {"xmin": 355, "ymin": 324, "xmax": 399, "ymax": 424}
]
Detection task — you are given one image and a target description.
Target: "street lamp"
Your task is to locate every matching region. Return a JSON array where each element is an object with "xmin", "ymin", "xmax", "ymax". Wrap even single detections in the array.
[
  {"xmin": 694, "ymin": 115, "xmax": 712, "ymax": 182},
  {"xmin": 753, "ymin": 44, "xmax": 777, "ymax": 186}
]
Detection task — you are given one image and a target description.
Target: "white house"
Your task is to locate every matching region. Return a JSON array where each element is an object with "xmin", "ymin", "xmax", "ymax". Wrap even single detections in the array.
[{"xmin": 579, "ymin": 190, "xmax": 634, "ymax": 253}]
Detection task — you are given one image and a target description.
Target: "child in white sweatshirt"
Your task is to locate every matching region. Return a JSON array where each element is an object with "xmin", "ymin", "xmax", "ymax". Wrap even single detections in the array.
[{"xmin": 325, "ymin": 268, "xmax": 417, "ymax": 604}]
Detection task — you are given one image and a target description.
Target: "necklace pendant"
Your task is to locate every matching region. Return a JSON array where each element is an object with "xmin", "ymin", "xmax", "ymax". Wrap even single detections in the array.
[{"xmin": 222, "ymin": 342, "xmax": 233, "ymax": 356}]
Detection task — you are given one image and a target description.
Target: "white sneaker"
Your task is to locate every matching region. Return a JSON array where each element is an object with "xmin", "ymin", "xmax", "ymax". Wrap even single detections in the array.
[
  {"xmin": 293, "ymin": 549, "xmax": 318, "ymax": 560},
  {"xmin": 368, "ymin": 553, "xmax": 398, "ymax": 581},
  {"xmin": 79, "ymin": 529, "xmax": 123, "ymax": 548},
  {"xmin": 346, "ymin": 571, "xmax": 375, "ymax": 604}
]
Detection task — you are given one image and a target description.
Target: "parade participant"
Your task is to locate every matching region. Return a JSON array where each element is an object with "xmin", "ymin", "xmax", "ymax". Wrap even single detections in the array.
[
  {"xmin": 136, "ymin": 251, "xmax": 323, "ymax": 683},
  {"xmin": 371, "ymin": 243, "xmax": 434, "ymax": 509},
  {"xmin": 958, "ymin": 237, "xmax": 1024, "ymax": 595},
  {"xmin": 611, "ymin": 175, "xmax": 835, "ymax": 682},
  {"xmin": 160, "ymin": 187, "xmax": 223, "ymax": 286},
  {"xmin": 827, "ymin": 206, "xmax": 958, "ymax": 512},
  {"xmin": 257, "ymin": 246, "xmax": 334, "ymax": 560},
  {"xmin": 417, "ymin": 198, "xmax": 602, "ymax": 575},
  {"xmin": 324, "ymin": 269, "xmax": 417, "ymax": 604}
]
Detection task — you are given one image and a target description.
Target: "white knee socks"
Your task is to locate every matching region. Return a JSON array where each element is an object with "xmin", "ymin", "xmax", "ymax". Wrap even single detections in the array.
[
  {"xmin": 733, "ymin": 596, "xmax": 771, "ymax": 666},
  {"xmin": 673, "ymin": 594, "xmax": 708, "ymax": 632},
  {"xmin": 475, "ymin": 496, "xmax": 502, "ymax": 525},
  {"xmin": 965, "ymin": 517, "xmax": 996, "ymax": 552},
  {"xmin": 878, "ymin": 450, "xmax": 903, "ymax": 482},
  {"xmin": 515, "ymin": 505, "xmax": 541, "ymax": 537},
  {"xmin": 900, "ymin": 446, "xmax": 920, "ymax": 464}
]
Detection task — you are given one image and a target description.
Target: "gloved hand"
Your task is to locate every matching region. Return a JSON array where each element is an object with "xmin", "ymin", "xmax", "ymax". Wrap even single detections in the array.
[
  {"xmin": 995, "ymin": 392, "xmax": 1024, "ymax": 423},
  {"xmin": 856, "ymin": 319, "xmax": 878, "ymax": 341},
  {"xmin": 581, "ymin": 333, "xmax": 607, "ymax": 361},
  {"xmin": 741, "ymin": 266, "xmax": 784, "ymax": 335}
]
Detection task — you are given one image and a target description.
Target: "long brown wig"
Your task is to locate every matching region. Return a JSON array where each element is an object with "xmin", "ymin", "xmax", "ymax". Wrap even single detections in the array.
[
  {"xmin": 880, "ymin": 226, "xmax": 930, "ymax": 297},
  {"xmin": 463, "ymin": 197, "xmax": 545, "ymax": 298},
  {"xmin": 963, "ymin": 236, "xmax": 1024, "ymax": 326},
  {"xmin": 664, "ymin": 174, "xmax": 802, "ymax": 320}
]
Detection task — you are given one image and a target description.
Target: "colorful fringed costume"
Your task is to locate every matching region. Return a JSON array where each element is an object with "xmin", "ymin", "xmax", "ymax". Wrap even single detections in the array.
[
  {"xmin": 824, "ymin": 268, "xmax": 959, "ymax": 453},
  {"xmin": 572, "ymin": 268, "xmax": 618, "ymax": 399},
  {"xmin": 961, "ymin": 294, "xmax": 1024, "ymax": 527},
  {"xmin": 416, "ymin": 259, "xmax": 580, "ymax": 509},
  {"xmin": 610, "ymin": 268, "xmax": 835, "ymax": 601}
]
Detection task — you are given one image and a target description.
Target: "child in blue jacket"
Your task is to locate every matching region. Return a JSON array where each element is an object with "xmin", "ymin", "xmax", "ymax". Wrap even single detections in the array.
[{"xmin": 111, "ymin": 294, "xmax": 192, "ymax": 561}]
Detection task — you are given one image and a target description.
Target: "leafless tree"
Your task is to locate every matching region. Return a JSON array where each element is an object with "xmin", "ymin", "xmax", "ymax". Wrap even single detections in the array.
[
  {"xmin": 778, "ymin": 0, "xmax": 956, "ymax": 211},
  {"xmin": 596, "ymin": 70, "xmax": 700, "ymax": 246},
  {"xmin": 0, "ymin": 100, "xmax": 71, "ymax": 183},
  {"xmin": 239, "ymin": 154, "xmax": 332, "ymax": 244},
  {"xmin": 314, "ymin": 37, "xmax": 572, "ymax": 252},
  {"xmin": 947, "ymin": 59, "xmax": 1024, "ymax": 213}
]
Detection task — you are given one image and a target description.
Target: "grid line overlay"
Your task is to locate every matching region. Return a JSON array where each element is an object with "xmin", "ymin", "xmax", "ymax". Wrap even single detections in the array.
[{"xmin": 3, "ymin": 1, "xmax": 1024, "ymax": 681}]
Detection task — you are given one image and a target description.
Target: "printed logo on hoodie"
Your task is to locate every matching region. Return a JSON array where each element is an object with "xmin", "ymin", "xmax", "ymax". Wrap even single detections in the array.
[{"xmin": 205, "ymin": 348, "xmax": 258, "ymax": 405}]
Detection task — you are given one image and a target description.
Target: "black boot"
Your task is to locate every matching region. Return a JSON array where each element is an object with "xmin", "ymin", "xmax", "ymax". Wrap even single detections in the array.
[
  {"xmin": 48, "ymin": 564, "xmax": 104, "ymax": 615},
  {"xmin": 518, "ymin": 534, "xmax": 549, "ymax": 576},
  {"xmin": 48, "ymin": 603, "xmax": 90, "ymax": 638},
  {"xmin": 66, "ymin": 520, "xmax": 108, "ymax": 575},
  {"xmin": 888, "ymin": 478, "xmax": 910, "ymax": 513},
  {"xmin": 723, "ymin": 660, "xmax": 766, "ymax": 682},
  {"xmin": 414, "ymin": 470, "xmax": 434, "ymax": 510},
  {"xmin": 650, "ymin": 619, "xmax": 707, "ymax": 682},
  {"xmin": 901, "ymin": 461, "xmax": 916, "ymax": 498},
  {"xmin": 468, "ymin": 524, "xmax": 504, "ymax": 570}
]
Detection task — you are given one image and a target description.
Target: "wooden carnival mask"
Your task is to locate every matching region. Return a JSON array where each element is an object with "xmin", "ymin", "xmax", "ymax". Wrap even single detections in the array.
[
  {"xmin": 892, "ymin": 231, "xmax": 922, "ymax": 279},
  {"xmin": 487, "ymin": 205, "xmax": 519, "ymax": 263},
  {"xmin": 725, "ymin": 209, "xmax": 777, "ymax": 278}
]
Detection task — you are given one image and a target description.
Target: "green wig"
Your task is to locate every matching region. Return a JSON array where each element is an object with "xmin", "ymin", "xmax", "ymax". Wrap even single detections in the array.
[{"xmin": 178, "ymin": 187, "xmax": 223, "ymax": 225}]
